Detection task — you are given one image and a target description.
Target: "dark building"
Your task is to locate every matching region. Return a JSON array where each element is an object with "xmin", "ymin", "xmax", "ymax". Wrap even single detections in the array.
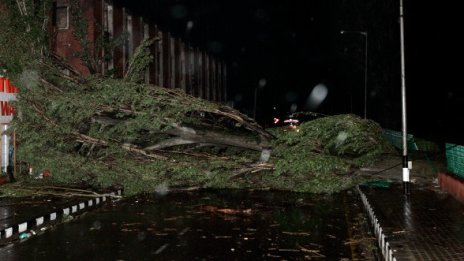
[{"xmin": 50, "ymin": 0, "xmax": 227, "ymax": 102}]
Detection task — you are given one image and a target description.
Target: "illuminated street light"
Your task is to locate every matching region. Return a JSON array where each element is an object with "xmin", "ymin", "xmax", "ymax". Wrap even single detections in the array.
[{"xmin": 340, "ymin": 30, "xmax": 368, "ymax": 119}]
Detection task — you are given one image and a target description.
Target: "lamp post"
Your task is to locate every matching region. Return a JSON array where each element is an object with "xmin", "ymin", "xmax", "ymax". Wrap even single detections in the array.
[
  {"xmin": 340, "ymin": 30, "xmax": 368, "ymax": 119},
  {"xmin": 399, "ymin": 0, "xmax": 409, "ymax": 195}
]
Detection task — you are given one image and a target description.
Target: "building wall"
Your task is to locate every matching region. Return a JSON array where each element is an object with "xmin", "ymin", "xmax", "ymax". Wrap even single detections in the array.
[
  {"xmin": 51, "ymin": 0, "xmax": 96, "ymax": 75},
  {"xmin": 51, "ymin": 0, "xmax": 227, "ymax": 102}
]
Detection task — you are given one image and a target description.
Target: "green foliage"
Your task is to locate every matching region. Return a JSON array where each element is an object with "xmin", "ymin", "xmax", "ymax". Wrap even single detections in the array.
[
  {"xmin": 13, "ymin": 80, "xmax": 393, "ymax": 195},
  {"xmin": 0, "ymin": 0, "xmax": 52, "ymax": 78},
  {"xmin": 274, "ymin": 114, "xmax": 393, "ymax": 163},
  {"xmin": 125, "ymin": 37, "xmax": 159, "ymax": 83},
  {"xmin": 267, "ymin": 114, "xmax": 394, "ymax": 192},
  {"xmin": 414, "ymin": 137, "xmax": 440, "ymax": 152}
]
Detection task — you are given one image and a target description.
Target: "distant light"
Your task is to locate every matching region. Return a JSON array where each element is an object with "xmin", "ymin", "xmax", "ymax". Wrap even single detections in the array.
[
  {"xmin": 273, "ymin": 117, "xmax": 280, "ymax": 124},
  {"xmin": 284, "ymin": 119, "xmax": 299, "ymax": 123}
]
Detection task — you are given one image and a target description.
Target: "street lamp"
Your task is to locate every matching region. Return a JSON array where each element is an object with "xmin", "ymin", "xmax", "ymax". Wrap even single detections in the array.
[{"xmin": 340, "ymin": 30, "xmax": 368, "ymax": 119}]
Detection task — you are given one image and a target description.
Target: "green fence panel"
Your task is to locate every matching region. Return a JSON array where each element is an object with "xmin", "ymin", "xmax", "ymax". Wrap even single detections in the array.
[
  {"xmin": 383, "ymin": 129, "xmax": 419, "ymax": 151},
  {"xmin": 446, "ymin": 143, "xmax": 464, "ymax": 178}
]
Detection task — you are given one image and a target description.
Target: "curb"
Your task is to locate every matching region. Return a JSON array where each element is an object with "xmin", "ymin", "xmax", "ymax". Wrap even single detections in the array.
[
  {"xmin": 0, "ymin": 189, "xmax": 123, "ymax": 241},
  {"xmin": 356, "ymin": 186, "xmax": 397, "ymax": 261}
]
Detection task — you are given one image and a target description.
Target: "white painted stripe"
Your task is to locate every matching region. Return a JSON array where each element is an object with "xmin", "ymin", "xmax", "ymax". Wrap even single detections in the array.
[
  {"xmin": 36, "ymin": 217, "xmax": 44, "ymax": 226},
  {"xmin": 386, "ymin": 242, "xmax": 391, "ymax": 260},
  {"xmin": 0, "ymin": 191, "xmax": 120, "ymax": 243},
  {"xmin": 18, "ymin": 222, "xmax": 28, "ymax": 233},
  {"xmin": 5, "ymin": 227, "xmax": 13, "ymax": 238},
  {"xmin": 0, "ymin": 116, "xmax": 14, "ymax": 124},
  {"xmin": 381, "ymin": 235, "xmax": 385, "ymax": 255},
  {"xmin": 357, "ymin": 185, "xmax": 399, "ymax": 261},
  {"xmin": 0, "ymin": 93, "xmax": 17, "ymax": 101}
]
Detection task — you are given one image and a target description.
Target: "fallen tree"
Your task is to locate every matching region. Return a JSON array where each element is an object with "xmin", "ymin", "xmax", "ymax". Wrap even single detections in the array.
[
  {"xmin": 10, "ymin": 68, "xmax": 394, "ymax": 195},
  {"xmin": 1, "ymin": 0, "xmax": 394, "ymax": 196}
]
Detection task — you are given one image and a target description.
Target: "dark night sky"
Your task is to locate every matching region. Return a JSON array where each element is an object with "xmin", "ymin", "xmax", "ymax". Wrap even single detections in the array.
[{"xmin": 117, "ymin": 0, "xmax": 463, "ymax": 145}]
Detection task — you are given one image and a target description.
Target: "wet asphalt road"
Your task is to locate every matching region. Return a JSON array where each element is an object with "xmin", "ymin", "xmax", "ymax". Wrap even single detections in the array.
[{"xmin": 0, "ymin": 189, "xmax": 370, "ymax": 260}]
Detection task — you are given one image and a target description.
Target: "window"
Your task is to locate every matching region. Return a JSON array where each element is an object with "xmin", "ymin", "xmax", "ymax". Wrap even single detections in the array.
[{"xmin": 55, "ymin": 5, "xmax": 69, "ymax": 29}]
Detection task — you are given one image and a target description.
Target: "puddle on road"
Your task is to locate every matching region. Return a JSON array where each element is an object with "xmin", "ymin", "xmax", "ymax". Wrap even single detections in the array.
[{"xmin": 0, "ymin": 189, "xmax": 365, "ymax": 260}]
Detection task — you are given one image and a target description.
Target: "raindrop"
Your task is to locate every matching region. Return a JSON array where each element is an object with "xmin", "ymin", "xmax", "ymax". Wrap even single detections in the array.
[
  {"xmin": 208, "ymin": 41, "xmax": 223, "ymax": 54},
  {"xmin": 254, "ymin": 8, "xmax": 270, "ymax": 24},
  {"xmin": 186, "ymin": 21, "xmax": 194, "ymax": 31},
  {"xmin": 285, "ymin": 91, "xmax": 298, "ymax": 103},
  {"xmin": 92, "ymin": 220, "xmax": 102, "ymax": 230},
  {"xmin": 305, "ymin": 83, "xmax": 328, "ymax": 110},
  {"xmin": 260, "ymin": 149, "xmax": 271, "ymax": 162},
  {"xmin": 234, "ymin": 93, "xmax": 243, "ymax": 102},
  {"xmin": 170, "ymin": 4, "xmax": 187, "ymax": 19},
  {"xmin": 155, "ymin": 183, "xmax": 169, "ymax": 196},
  {"xmin": 336, "ymin": 131, "xmax": 348, "ymax": 146},
  {"xmin": 19, "ymin": 70, "xmax": 39, "ymax": 90},
  {"xmin": 257, "ymin": 32, "xmax": 269, "ymax": 42},
  {"xmin": 290, "ymin": 103, "xmax": 298, "ymax": 113},
  {"xmin": 137, "ymin": 231, "xmax": 146, "ymax": 241},
  {"xmin": 255, "ymin": 9, "xmax": 266, "ymax": 20},
  {"xmin": 258, "ymin": 78, "xmax": 267, "ymax": 88}
]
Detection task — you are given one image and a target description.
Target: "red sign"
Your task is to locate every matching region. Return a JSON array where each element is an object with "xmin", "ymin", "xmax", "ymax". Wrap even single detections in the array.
[{"xmin": 0, "ymin": 77, "xmax": 19, "ymax": 122}]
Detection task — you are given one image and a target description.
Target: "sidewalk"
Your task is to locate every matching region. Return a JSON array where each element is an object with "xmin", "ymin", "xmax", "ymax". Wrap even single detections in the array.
[
  {"xmin": 0, "ymin": 189, "xmax": 122, "ymax": 243},
  {"xmin": 358, "ymin": 181, "xmax": 464, "ymax": 261}
]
